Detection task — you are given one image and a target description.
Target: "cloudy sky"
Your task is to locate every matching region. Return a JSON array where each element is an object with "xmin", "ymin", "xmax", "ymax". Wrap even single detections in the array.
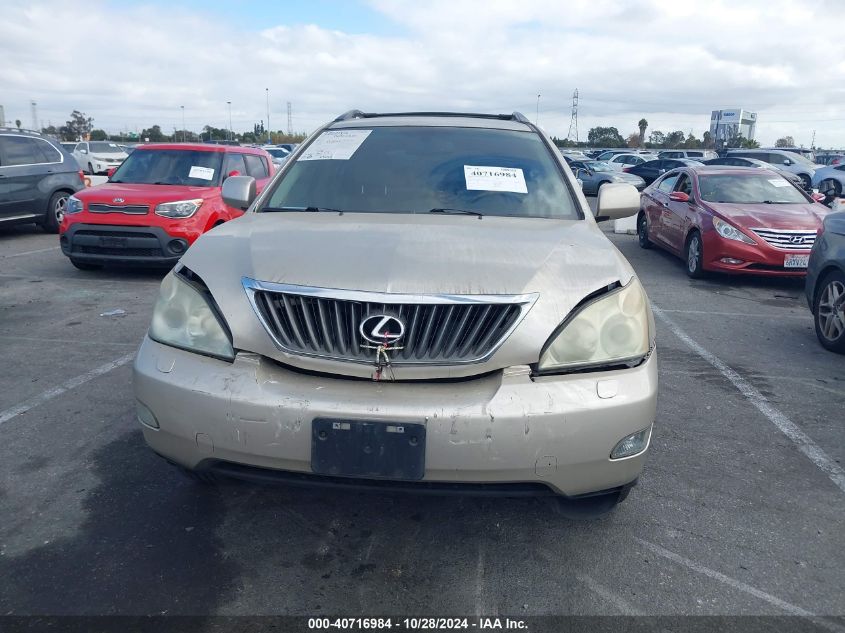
[{"xmin": 2, "ymin": 0, "xmax": 844, "ymax": 147}]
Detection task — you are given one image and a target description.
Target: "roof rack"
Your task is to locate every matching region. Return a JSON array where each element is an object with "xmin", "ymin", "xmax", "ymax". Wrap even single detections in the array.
[
  {"xmin": 0, "ymin": 127, "xmax": 42, "ymax": 136},
  {"xmin": 333, "ymin": 110, "xmax": 533, "ymax": 124}
]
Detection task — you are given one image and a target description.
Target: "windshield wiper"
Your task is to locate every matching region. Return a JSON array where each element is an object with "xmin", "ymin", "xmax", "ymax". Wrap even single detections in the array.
[
  {"xmin": 262, "ymin": 206, "xmax": 345, "ymax": 214},
  {"xmin": 428, "ymin": 208, "xmax": 483, "ymax": 219}
]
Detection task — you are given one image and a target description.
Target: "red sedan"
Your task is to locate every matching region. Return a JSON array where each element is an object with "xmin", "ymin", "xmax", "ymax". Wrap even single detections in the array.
[{"xmin": 638, "ymin": 166, "xmax": 830, "ymax": 277}]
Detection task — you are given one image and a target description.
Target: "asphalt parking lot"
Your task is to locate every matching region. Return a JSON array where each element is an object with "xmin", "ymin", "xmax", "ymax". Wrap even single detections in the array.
[{"xmin": 1, "ymin": 218, "xmax": 843, "ymax": 623}]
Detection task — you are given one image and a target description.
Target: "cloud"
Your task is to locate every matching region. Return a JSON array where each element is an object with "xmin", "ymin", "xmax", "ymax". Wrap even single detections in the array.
[{"xmin": 1, "ymin": 0, "xmax": 843, "ymax": 146}]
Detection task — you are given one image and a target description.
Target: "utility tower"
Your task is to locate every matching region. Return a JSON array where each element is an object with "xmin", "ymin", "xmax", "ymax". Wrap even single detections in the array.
[
  {"xmin": 31, "ymin": 101, "xmax": 38, "ymax": 131},
  {"xmin": 566, "ymin": 89, "xmax": 579, "ymax": 144},
  {"xmin": 286, "ymin": 101, "xmax": 292, "ymax": 136}
]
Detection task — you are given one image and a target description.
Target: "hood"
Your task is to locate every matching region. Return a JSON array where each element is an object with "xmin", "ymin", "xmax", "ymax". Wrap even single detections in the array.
[
  {"xmin": 76, "ymin": 182, "xmax": 219, "ymax": 205},
  {"xmin": 181, "ymin": 212, "xmax": 635, "ymax": 379},
  {"xmin": 708, "ymin": 201, "xmax": 829, "ymax": 229}
]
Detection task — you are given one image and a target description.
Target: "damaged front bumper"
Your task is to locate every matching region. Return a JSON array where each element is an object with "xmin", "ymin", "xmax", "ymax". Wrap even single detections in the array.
[{"xmin": 133, "ymin": 336, "xmax": 657, "ymax": 497}]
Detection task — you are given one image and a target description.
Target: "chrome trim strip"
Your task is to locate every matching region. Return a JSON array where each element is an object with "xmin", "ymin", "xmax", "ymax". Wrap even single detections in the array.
[{"xmin": 241, "ymin": 277, "xmax": 538, "ymax": 366}]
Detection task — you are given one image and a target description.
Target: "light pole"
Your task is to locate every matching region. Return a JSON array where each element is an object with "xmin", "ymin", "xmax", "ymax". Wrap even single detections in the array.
[
  {"xmin": 227, "ymin": 101, "xmax": 232, "ymax": 141},
  {"xmin": 536, "ymin": 93, "xmax": 541, "ymax": 126},
  {"xmin": 266, "ymin": 88, "xmax": 270, "ymax": 144},
  {"xmin": 180, "ymin": 105, "xmax": 185, "ymax": 142}
]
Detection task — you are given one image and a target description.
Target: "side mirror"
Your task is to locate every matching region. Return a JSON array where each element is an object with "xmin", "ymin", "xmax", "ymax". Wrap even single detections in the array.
[
  {"xmin": 595, "ymin": 183, "xmax": 640, "ymax": 222},
  {"xmin": 222, "ymin": 175, "xmax": 256, "ymax": 210},
  {"xmin": 811, "ymin": 192, "xmax": 826, "ymax": 202},
  {"xmin": 80, "ymin": 149, "xmax": 88, "ymax": 154},
  {"xmin": 106, "ymin": 167, "xmax": 117, "ymax": 179},
  {"xmin": 658, "ymin": 169, "xmax": 666, "ymax": 174},
  {"xmin": 669, "ymin": 191, "xmax": 690, "ymax": 202},
  {"xmin": 227, "ymin": 170, "xmax": 241, "ymax": 178},
  {"xmin": 783, "ymin": 159, "xmax": 792, "ymax": 166}
]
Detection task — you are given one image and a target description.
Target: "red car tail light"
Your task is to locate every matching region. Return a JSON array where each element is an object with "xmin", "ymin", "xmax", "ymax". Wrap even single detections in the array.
[
  {"xmin": 622, "ymin": 167, "xmax": 632, "ymax": 172},
  {"xmin": 77, "ymin": 170, "xmax": 85, "ymax": 183}
]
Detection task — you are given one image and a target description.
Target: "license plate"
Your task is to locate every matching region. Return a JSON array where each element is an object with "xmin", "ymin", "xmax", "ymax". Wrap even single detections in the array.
[
  {"xmin": 311, "ymin": 419, "xmax": 426, "ymax": 480},
  {"xmin": 784, "ymin": 254, "xmax": 809, "ymax": 268},
  {"xmin": 100, "ymin": 236, "xmax": 128, "ymax": 247}
]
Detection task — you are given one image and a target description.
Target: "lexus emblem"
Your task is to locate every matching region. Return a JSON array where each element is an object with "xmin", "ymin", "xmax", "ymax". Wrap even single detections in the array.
[
  {"xmin": 112, "ymin": 197, "xmax": 125, "ymax": 203},
  {"xmin": 359, "ymin": 314, "xmax": 405, "ymax": 345},
  {"xmin": 789, "ymin": 235, "xmax": 806, "ymax": 245}
]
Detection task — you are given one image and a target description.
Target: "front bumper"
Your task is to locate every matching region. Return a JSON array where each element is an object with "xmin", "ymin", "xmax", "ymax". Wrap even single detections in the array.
[
  {"xmin": 133, "ymin": 336, "xmax": 658, "ymax": 497},
  {"xmin": 702, "ymin": 231, "xmax": 811, "ymax": 277},
  {"xmin": 60, "ymin": 223, "xmax": 188, "ymax": 266}
]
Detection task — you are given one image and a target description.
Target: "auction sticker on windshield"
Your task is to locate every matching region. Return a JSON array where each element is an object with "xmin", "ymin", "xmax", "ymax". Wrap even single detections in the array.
[
  {"xmin": 768, "ymin": 178, "xmax": 791, "ymax": 187},
  {"xmin": 298, "ymin": 130, "xmax": 372, "ymax": 161},
  {"xmin": 785, "ymin": 254, "xmax": 810, "ymax": 268},
  {"xmin": 189, "ymin": 166, "xmax": 215, "ymax": 180},
  {"xmin": 464, "ymin": 166, "xmax": 528, "ymax": 193}
]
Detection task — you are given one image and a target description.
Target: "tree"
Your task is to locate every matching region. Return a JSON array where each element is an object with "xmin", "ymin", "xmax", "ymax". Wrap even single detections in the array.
[
  {"xmin": 41, "ymin": 125, "xmax": 59, "ymax": 137},
  {"xmin": 65, "ymin": 110, "xmax": 93, "ymax": 140},
  {"xmin": 740, "ymin": 137, "xmax": 760, "ymax": 149},
  {"xmin": 683, "ymin": 133, "xmax": 702, "ymax": 149},
  {"xmin": 648, "ymin": 130, "xmax": 666, "ymax": 148},
  {"xmin": 664, "ymin": 130, "xmax": 686, "ymax": 149},
  {"xmin": 638, "ymin": 118, "xmax": 648, "ymax": 147},
  {"xmin": 702, "ymin": 131, "xmax": 715, "ymax": 150},
  {"xmin": 202, "ymin": 125, "xmax": 229, "ymax": 141},
  {"xmin": 775, "ymin": 136, "xmax": 795, "ymax": 147},
  {"xmin": 626, "ymin": 132, "xmax": 641, "ymax": 148},
  {"xmin": 89, "ymin": 129, "xmax": 108, "ymax": 141},
  {"xmin": 587, "ymin": 126, "xmax": 624, "ymax": 148},
  {"xmin": 15, "ymin": 119, "xmax": 21, "ymax": 129},
  {"xmin": 140, "ymin": 125, "xmax": 167, "ymax": 142}
]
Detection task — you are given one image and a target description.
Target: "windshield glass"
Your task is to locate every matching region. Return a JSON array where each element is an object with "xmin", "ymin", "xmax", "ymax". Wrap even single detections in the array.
[
  {"xmin": 89, "ymin": 142, "xmax": 123, "ymax": 154},
  {"xmin": 110, "ymin": 149, "xmax": 223, "ymax": 186},
  {"xmin": 261, "ymin": 126, "xmax": 579, "ymax": 219},
  {"xmin": 698, "ymin": 174, "xmax": 808, "ymax": 203},
  {"xmin": 583, "ymin": 161, "xmax": 612, "ymax": 171},
  {"xmin": 783, "ymin": 151, "xmax": 815, "ymax": 165},
  {"xmin": 266, "ymin": 148, "xmax": 289, "ymax": 158}
]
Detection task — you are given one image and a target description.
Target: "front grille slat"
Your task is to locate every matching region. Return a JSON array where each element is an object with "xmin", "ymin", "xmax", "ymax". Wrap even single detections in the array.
[
  {"xmin": 751, "ymin": 228, "xmax": 817, "ymax": 250},
  {"xmin": 88, "ymin": 203, "xmax": 149, "ymax": 215},
  {"xmin": 248, "ymin": 283, "xmax": 533, "ymax": 366}
]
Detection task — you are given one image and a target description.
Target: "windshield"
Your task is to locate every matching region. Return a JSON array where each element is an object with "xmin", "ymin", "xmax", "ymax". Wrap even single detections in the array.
[
  {"xmin": 109, "ymin": 149, "xmax": 223, "ymax": 186},
  {"xmin": 581, "ymin": 161, "xmax": 612, "ymax": 171},
  {"xmin": 89, "ymin": 142, "xmax": 123, "ymax": 154},
  {"xmin": 783, "ymin": 151, "xmax": 815, "ymax": 165},
  {"xmin": 699, "ymin": 174, "xmax": 808, "ymax": 203},
  {"xmin": 261, "ymin": 126, "xmax": 579, "ymax": 219},
  {"xmin": 266, "ymin": 148, "xmax": 289, "ymax": 158}
]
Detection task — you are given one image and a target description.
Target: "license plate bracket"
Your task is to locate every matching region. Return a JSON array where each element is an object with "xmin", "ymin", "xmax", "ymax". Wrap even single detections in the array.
[{"xmin": 311, "ymin": 419, "xmax": 426, "ymax": 480}]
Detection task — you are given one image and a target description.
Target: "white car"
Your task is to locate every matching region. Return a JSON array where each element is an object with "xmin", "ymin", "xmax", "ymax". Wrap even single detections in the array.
[
  {"xmin": 73, "ymin": 141, "xmax": 128, "ymax": 175},
  {"xmin": 605, "ymin": 153, "xmax": 659, "ymax": 172},
  {"xmin": 726, "ymin": 149, "xmax": 823, "ymax": 190},
  {"xmin": 261, "ymin": 145, "xmax": 291, "ymax": 167}
]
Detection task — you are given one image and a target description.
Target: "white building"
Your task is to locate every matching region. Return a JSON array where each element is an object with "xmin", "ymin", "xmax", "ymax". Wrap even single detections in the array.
[{"xmin": 710, "ymin": 108, "xmax": 757, "ymax": 147}]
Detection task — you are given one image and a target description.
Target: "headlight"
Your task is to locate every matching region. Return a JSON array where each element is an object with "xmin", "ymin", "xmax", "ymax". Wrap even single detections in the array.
[
  {"xmin": 155, "ymin": 199, "xmax": 203, "ymax": 219},
  {"xmin": 65, "ymin": 195, "xmax": 83, "ymax": 214},
  {"xmin": 538, "ymin": 277, "xmax": 653, "ymax": 373},
  {"xmin": 149, "ymin": 271, "xmax": 234, "ymax": 361},
  {"xmin": 712, "ymin": 217, "xmax": 755, "ymax": 244}
]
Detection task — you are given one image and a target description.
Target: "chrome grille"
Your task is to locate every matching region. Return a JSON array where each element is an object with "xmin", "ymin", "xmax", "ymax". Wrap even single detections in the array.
[
  {"xmin": 243, "ymin": 278, "xmax": 536, "ymax": 365},
  {"xmin": 88, "ymin": 203, "xmax": 149, "ymax": 215},
  {"xmin": 751, "ymin": 228, "xmax": 817, "ymax": 250}
]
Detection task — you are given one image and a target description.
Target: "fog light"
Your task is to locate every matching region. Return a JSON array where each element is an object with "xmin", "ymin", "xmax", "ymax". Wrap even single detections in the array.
[
  {"xmin": 136, "ymin": 400, "xmax": 160, "ymax": 429},
  {"xmin": 610, "ymin": 425, "xmax": 652, "ymax": 459},
  {"xmin": 168, "ymin": 239, "xmax": 187, "ymax": 254},
  {"xmin": 720, "ymin": 257, "xmax": 744, "ymax": 265}
]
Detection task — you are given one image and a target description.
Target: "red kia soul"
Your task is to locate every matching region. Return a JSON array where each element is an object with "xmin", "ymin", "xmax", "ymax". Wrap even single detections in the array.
[{"xmin": 60, "ymin": 143, "xmax": 274, "ymax": 269}]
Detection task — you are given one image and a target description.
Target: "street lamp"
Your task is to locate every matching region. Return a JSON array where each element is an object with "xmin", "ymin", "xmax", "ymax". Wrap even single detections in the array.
[
  {"xmin": 227, "ymin": 101, "xmax": 232, "ymax": 141},
  {"xmin": 266, "ymin": 88, "xmax": 271, "ymax": 144},
  {"xmin": 180, "ymin": 105, "xmax": 185, "ymax": 142}
]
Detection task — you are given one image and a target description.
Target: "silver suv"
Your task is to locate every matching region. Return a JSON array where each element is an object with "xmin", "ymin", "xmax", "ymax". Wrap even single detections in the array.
[
  {"xmin": 727, "ymin": 149, "xmax": 822, "ymax": 189},
  {"xmin": 133, "ymin": 110, "xmax": 657, "ymax": 512}
]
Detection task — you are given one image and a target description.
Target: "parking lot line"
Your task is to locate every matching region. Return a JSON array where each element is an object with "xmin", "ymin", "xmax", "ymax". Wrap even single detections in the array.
[
  {"xmin": 635, "ymin": 538, "xmax": 844, "ymax": 629},
  {"xmin": 577, "ymin": 575, "xmax": 644, "ymax": 616},
  {"xmin": 652, "ymin": 306, "xmax": 845, "ymax": 496},
  {"xmin": 0, "ymin": 352, "xmax": 135, "ymax": 427},
  {"xmin": 657, "ymin": 308, "xmax": 808, "ymax": 320},
  {"xmin": 0, "ymin": 246, "xmax": 60, "ymax": 259}
]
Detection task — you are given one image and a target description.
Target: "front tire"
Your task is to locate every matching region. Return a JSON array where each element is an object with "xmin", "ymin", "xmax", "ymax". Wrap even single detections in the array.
[
  {"xmin": 799, "ymin": 173, "xmax": 812, "ymax": 191},
  {"xmin": 685, "ymin": 231, "xmax": 705, "ymax": 278},
  {"xmin": 42, "ymin": 191, "xmax": 68, "ymax": 233},
  {"xmin": 813, "ymin": 270, "xmax": 845, "ymax": 354},
  {"xmin": 637, "ymin": 212, "xmax": 652, "ymax": 249}
]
